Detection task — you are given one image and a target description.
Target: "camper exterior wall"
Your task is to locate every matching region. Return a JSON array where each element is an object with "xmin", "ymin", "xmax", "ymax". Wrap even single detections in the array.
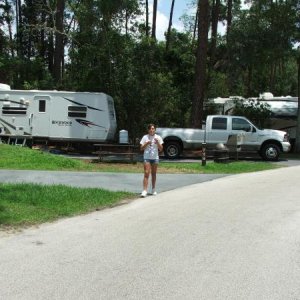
[{"xmin": 0, "ymin": 89, "xmax": 117, "ymax": 144}]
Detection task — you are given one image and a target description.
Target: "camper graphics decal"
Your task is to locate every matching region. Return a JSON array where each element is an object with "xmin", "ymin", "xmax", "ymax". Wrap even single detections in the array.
[
  {"xmin": 0, "ymin": 98, "xmax": 26, "ymax": 105},
  {"xmin": 75, "ymin": 119, "xmax": 105, "ymax": 128},
  {"xmin": 52, "ymin": 120, "xmax": 72, "ymax": 126},
  {"xmin": 63, "ymin": 97, "xmax": 104, "ymax": 111},
  {"xmin": 0, "ymin": 118, "xmax": 30, "ymax": 135},
  {"xmin": 0, "ymin": 117, "xmax": 16, "ymax": 130}
]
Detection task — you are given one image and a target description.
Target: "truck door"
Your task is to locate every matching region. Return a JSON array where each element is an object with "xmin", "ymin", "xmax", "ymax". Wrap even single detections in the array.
[
  {"xmin": 231, "ymin": 117, "xmax": 258, "ymax": 151},
  {"xmin": 206, "ymin": 117, "xmax": 230, "ymax": 147},
  {"xmin": 32, "ymin": 96, "xmax": 51, "ymax": 137}
]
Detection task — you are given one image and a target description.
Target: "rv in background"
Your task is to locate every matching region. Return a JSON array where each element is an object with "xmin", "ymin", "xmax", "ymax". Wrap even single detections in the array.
[
  {"xmin": 0, "ymin": 84, "xmax": 117, "ymax": 147},
  {"xmin": 211, "ymin": 92, "xmax": 298, "ymax": 145}
]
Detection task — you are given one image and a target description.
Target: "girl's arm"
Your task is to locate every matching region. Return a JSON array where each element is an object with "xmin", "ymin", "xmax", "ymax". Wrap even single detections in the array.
[{"xmin": 140, "ymin": 139, "xmax": 151, "ymax": 151}]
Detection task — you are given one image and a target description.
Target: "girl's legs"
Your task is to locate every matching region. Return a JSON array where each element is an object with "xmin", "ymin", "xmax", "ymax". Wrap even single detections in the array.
[
  {"xmin": 143, "ymin": 162, "xmax": 151, "ymax": 191},
  {"xmin": 151, "ymin": 163, "xmax": 158, "ymax": 190}
]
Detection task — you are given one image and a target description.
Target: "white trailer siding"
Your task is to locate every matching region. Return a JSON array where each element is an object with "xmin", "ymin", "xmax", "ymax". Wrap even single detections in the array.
[{"xmin": 0, "ymin": 88, "xmax": 117, "ymax": 143}]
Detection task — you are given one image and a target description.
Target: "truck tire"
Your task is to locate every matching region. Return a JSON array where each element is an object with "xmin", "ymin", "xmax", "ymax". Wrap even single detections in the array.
[
  {"xmin": 164, "ymin": 141, "xmax": 182, "ymax": 159},
  {"xmin": 164, "ymin": 141, "xmax": 181, "ymax": 159},
  {"xmin": 260, "ymin": 143, "xmax": 280, "ymax": 161}
]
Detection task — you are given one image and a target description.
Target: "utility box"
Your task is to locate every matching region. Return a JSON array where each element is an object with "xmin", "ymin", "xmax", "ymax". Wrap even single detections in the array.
[
  {"xmin": 214, "ymin": 143, "xmax": 229, "ymax": 163},
  {"xmin": 119, "ymin": 130, "xmax": 129, "ymax": 144},
  {"xmin": 226, "ymin": 134, "xmax": 245, "ymax": 159}
]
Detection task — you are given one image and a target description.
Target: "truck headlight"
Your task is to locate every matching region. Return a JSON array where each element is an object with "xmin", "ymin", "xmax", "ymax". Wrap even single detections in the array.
[{"xmin": 283, "ymin": 133, "xmax": 289, "ymax": 142}]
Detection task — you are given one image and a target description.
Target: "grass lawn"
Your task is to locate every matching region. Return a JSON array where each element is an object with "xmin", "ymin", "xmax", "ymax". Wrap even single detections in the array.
[
  {"xmin": 0, "ymin": 144, "xmax": 281, "ymax": 173},
  {"xmin": 0, "ymin": 183, "xmax": 134, "ymax": 229},
  {"xmin": 0, "ymin": 144, "xmax": 287, "ymax": 230}
]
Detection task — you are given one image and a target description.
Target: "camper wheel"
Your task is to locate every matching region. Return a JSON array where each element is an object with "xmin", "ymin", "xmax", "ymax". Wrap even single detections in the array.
[{"xmin": 26, "ymin": 139, "xmax": 33, "ymax": 148}]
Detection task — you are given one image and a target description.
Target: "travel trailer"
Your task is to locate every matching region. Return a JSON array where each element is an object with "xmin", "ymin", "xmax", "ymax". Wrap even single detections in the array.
[
  {"xmin": 211, "ymin": 92, "xmax": 298, "ymax": 144},
  {"xmin": 0, "ymin": 84, "xmax": 117, "ymax": 147}
]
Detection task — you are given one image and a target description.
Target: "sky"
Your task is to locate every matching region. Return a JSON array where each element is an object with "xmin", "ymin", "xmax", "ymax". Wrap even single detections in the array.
[
  {"xmin": 151, "ymin": 0, "xmax": 251, "ymax": 40},
  {"xmin": 148, "ymin": 0, "xmax": 195, "ymax": 40}
]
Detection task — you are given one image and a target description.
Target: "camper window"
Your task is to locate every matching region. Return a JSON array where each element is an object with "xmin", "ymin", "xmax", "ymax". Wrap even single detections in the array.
[
  {"xmin": 39, "ymin": 100, "xmax": 46, "ymax": 112},
  {"xmin": 68, "ymin": 106, "xmax": 87, "ymax": 118},
  {"xmin": 2, "ymin": 107, "xmax": 27, "ymax": 115}
]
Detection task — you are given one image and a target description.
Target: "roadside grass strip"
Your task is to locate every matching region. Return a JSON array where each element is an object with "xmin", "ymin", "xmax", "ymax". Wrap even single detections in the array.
[
  {"xmin": 0, "ymin": 144, "xmax": 95, "ymax": 171},
  {"xmin": 0, "ymin": 144, "xmax": 281, "ymax": 174},
  {"xmin": 0, "ymin": 183, "xmax": 134, "ymax": 228},
  {"xmin": 160, "ymin": 161, "xmax": 280, "ymax": 174}
]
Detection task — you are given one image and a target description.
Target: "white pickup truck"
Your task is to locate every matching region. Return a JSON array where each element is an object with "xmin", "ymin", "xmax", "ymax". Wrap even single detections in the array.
[{"xmin": 156, "ymin": 115, "xmax": 291, "ymax": 161}]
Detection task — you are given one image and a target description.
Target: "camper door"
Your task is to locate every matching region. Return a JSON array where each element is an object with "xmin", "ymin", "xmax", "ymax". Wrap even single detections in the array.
[{"xmin": 32, "ymin": 96, "xmax": 51, "ymax": 137}]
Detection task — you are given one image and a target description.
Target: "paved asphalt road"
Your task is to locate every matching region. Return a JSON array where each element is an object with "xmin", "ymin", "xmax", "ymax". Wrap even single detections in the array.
[
  {"xmin": 0, "ymin": 158, "xmax": 299, "ymax": 194},
  {"xmin": 1, "ymin": 165, "xmax": 300, "ymax": 299},
  {"xmin": 0, "ymin": 170, "xmax": 228, "ymax": 194}
]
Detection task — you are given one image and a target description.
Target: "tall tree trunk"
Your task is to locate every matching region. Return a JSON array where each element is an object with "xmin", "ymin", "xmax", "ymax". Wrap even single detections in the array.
[
  {"xmin": 4, "ymin": 0, "xmax": 14, "ymax": 57},
  {"xmin": 125, "ymin": 8, "xmax": 129, "ymax": 37},
  {"xmin": 145, "ymin": 0, "xmax": 149, "ymax": 37},
  {"xmin": 246, "ymin": 65, "xmax": 253, "ymax": 97},
  {"xmin": 16, "ymin": 0, "xmax": 23, "ymax": 57},
  {"xmin": 207, "ymin": 0, "xmax": 220, "ymax": 93},
  {"xmin": 269, "ymin": 62, "xmax": 276, "ymax": 92},
  {"xmin": 166, "ymin": 0, "xmax": 175, "ymax": 51},
  {"xmin": 191, "ymin": 0, "xmax": 210, "ymax": 128},
  {"xmin": 15, "ymin": 0, "xmax": 24, "ymax": 85},
  {"xmin": 225, "ymin": 0, "xmax": 233, "ymax": 92},
  {"xmin": 209, "ymin": 0, "xmax": 220, "ymax": 67},
  {"xmin": 151, "ymin": 0, "xmax": 158, "ymax": 39},
  {"xmin": 192, "ymin": 5, "xmax": 199, "ymax": 44},
  {"xmin": 226, "ymin": 0, "xmax": 232, "ymax": 43},
  {"xmin": 53, "ymin": 0, "xmax": 65, "ymax": 85},
  {"xmin": 40, "ymin": 3, "xmax": 46, "ymax": 59},
  {"xmin": 48, "ymin": 31, "xmax": 54, "ymax": 76},
  {"xmin": 294, "ymin": 55, "xmax": 300, "ymax": 153}
]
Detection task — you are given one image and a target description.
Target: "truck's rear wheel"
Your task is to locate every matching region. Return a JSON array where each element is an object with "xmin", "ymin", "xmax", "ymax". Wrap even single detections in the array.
[
  {"xmin": 164, "ymin": 141, "xmax": 181, "ymax": 159},
  {"xmin": 260, "ymin": 143, "xmax": 280, "ymax": 161}
]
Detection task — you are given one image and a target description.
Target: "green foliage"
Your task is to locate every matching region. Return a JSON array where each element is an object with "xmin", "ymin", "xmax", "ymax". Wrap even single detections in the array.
[
  {"xmin": 232, "ymin": 99, "xmax": 272, "ymax": 128},
  {"xmin": 207, "ymin": 71, "xmax": 229, "ymax": 98},
  {"xmin": 227, "ymin": 0, "xmax": 299, "ymax": 96},
  {"xmin": 0, "ymin": 0, "xmax": 299, "ymax": 132}
]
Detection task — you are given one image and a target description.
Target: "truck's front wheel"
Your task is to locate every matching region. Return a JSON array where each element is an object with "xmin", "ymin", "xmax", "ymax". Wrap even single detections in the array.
[
  {"xmin": 260, "ymin": 143, "xmax": 280, "ymax": 161},
  {"xmin": 164, "ymin": 141, "xmax": 182, "ymax": 159}
]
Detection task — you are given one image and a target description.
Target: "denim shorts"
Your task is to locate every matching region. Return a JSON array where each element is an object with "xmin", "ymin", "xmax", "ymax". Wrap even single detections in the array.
[{"xmin": 144, "ymin": 159, "xmax": 159, "ymax": 164}]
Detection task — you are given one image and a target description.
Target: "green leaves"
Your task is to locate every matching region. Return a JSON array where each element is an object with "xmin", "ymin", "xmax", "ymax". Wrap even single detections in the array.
[
  {"xmin": 232, "ymin": 99, "xmax": 272, "ymax": 128},
  {"xmin": 0, "ymin": 0, "xmax": 299, "ymax": 133}
]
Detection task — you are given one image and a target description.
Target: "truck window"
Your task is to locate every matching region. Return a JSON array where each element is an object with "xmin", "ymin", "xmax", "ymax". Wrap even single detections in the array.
[
  {"xmin": 68, "ymin": 106, "xmax": 87, "ymax": 118},
  {"xmin": 232, "ymin": 118, "xmax": 251, "ymax": 131},
  {"xmin": 212, "ymin": 117, "xmax": 227, "ymax": 130}
]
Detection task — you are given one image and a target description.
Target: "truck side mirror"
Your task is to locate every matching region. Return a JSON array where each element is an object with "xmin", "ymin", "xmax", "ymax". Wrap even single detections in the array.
[
  {"xmin": 245, "ymin": 125, "xmax": 251, "ymax": 132},
  {"xmin": 247, "ymin": 126, "xmax": 256, "ymax": 133}
]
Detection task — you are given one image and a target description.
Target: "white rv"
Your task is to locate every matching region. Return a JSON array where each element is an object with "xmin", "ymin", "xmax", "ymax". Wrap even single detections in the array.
[
  {"xmin": 211, "ymin": 92, "xmax": 298, "ymax": 143},
  {"xmin": 0, "ymin": 84, "xmax": 117, "ymax": 146},
  {"xmin": 250, "ymin": 93, "xmax": 298, "ymax": 142}
]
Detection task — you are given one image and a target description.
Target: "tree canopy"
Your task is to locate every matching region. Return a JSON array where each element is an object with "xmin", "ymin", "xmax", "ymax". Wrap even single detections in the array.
[{"xmin": 0, "ymin": 0, "xmax": 299, "ymax": 138}]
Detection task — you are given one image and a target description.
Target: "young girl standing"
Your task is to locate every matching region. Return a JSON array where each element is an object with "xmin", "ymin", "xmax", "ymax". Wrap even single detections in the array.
[{"xmin": 140, "ymin": 124, "xmax": 164, "ymax": 197}]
